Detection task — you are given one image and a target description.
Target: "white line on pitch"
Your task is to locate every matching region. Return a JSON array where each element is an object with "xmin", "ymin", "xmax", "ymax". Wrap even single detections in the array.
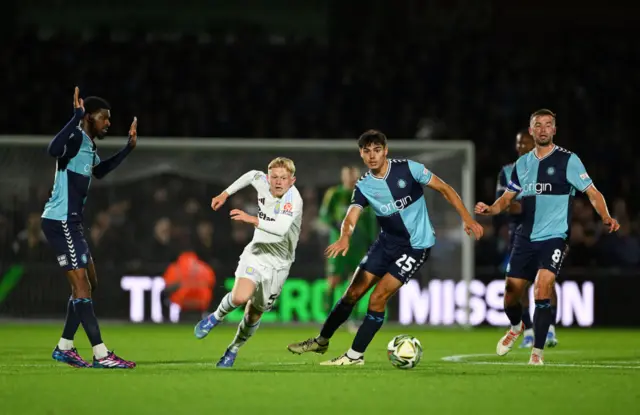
[{"xmin": 441, "ymin": 352, "xmax": 640, "ymax": 369}]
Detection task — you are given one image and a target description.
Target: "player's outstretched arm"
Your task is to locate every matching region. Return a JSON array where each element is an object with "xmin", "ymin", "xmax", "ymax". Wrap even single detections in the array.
[
  {"xmin": 585, "ymin": 185, "xmax": 620, "ymax": 233},
  {"xmin": 325, "ymin": 205, "xmax": 363, "ymax": 258},
  {"xmin": 48, "ymin": 86, "xmax": 85, "ymax": 158},
  {"xmin": 427, "ymin": 175, "xmax": 483, "ymax": 240},
  {"xmin": 93, "ymin": 117, "xmax": 138, "ymax": 179},
  {"xmin": 210, "ymin": 170, "xmax": 264, "ymax": 211},
  {"xmin": 475, "ymin": 190, "xmax": 517, "ymax": 217}
]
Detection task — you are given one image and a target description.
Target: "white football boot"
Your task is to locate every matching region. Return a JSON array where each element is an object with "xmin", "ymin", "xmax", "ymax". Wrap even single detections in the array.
[
  {"xmin": 497, "ymin": 321, "xmax": 525, "ymax": 356},
  {"xmin": 320, "ymin": 353, "xmax": 364, "ymax": 366}
]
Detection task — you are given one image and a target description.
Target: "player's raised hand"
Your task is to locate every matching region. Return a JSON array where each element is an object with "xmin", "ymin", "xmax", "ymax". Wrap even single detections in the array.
[
  {"xmin": 128, "ymin": 117, "xmax": 138, "ymax": 148},
  {"xmin": 325, "ymin": 236, "xmax": 350, "ymax": 258},
  {"xmin": 603, "ymin": 216, "xmax": 620, "ymax": 233},
  {"xmin": 464, "ymin": 219, "xmax": 484, "ymax": 240},
  {"xmin": 211, "ymin": 192, "xmax": 228, "ymax": 211},
  {"xmin": 73, "ymin": 86, "xmax": 84, "ymax": 114},
  {"xmin": 230, "ymin": 209, "xmax": 258, "ymax": 227},
  {"xmin": 474, "ymin": 202, "xmax": 491, "ymax": 215}
]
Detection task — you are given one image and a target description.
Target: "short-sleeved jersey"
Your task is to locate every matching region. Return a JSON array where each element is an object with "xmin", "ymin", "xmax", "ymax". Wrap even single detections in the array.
[
  {"xmin": 42, "ymin": 128, "xmax": 101, "ymax": 223},
  {"xmin": 350, "ymin": 159, "xmax": 435, "ymax": 249},
  {"xmin": 506, "ymin": 146, "xmax": 593, "ymax": 242},
  {"xmin": 496, "ymin": 162, "xmax": 523, "ymax": 226},
  {"xmin": 235, "ymin": 171, "xmax": 303, "ymax": 268}
]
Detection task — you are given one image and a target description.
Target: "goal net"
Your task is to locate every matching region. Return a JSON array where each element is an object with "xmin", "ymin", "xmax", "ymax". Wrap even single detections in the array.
[{"xmin": 0, "ymin": 137, "xmax": 475, "ymax": 325}]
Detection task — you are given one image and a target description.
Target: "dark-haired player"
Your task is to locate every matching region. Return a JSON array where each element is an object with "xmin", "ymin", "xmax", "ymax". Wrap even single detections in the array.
[
  {"xmin": 496, "ymin": 131, "xmax": 559, "ymax": 348},
  {"xmin": 287, "ymin": 129, "xmax": 483, "ymax": 365},
  {"xmin": 476, "ymin": 109, "xmax": 619, "ymax": 365},
  {"xmin": 43, "ymin": 87, "xmax": 137, "ymax": 368}
]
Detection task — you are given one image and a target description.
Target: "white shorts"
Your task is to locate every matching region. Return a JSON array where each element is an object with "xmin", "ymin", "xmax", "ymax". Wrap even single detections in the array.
[{"xmin": 235, "ymin": 255, "xmax": 290, "ymax": 312}]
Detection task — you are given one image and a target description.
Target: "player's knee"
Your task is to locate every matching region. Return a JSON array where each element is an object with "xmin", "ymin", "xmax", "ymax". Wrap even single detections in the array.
[
  {"xmin": 245, "ymin": 301, "xmax": 263, "ymax": 325},
  {"xmin": 67, "ymin": 269, "xmax": 91, "ymax": 298},
  {"xmin": 343, "ymin": 282, "xmax": 369, "ymax": 304},
  {"xmin": 534, "ymin": 270, "xmax": 556, "ymax": 299},
  {"xmin": 368, "ymin": 291, "xmax": 390, "ymax": 312},
  {"xmin": 231, "ymin": 292, "xmax": 251, "ymax": 306},
  {"xmin": 504, "ymin": 278, "xmax": 525, "ymax": 306}
]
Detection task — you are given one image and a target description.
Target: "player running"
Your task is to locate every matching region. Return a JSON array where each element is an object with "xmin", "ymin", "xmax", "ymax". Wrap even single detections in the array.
[
  {"xmin": 194, "ymin": 157, "xmax": 303, "ymax": 368},
  {"xmin": 476, "ymin": 109, "xmax": 619, "ymax": 365},
  {"xmin": 287, "ymin": 130, "xmax": 483, "ymax": 365},
  {"xmin": 44, "ymin": 87, "xmax": 137, "ymax": 369},
  {"xmin": 320, "ymin": 166, "xmax": 378, "ymax": 332},
  {"xmin": 496, "ymin": 131, "xmax": 559, "ymax": 348}
]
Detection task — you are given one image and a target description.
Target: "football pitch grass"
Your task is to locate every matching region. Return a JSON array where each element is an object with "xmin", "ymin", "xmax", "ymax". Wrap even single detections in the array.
[{"xmin": 1, "ymin": 324, "xmax": 639, "ymax": 415}]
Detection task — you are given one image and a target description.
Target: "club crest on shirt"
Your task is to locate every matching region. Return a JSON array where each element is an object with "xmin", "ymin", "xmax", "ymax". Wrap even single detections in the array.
[
  {"xmin": 397, "ymin": 179, "xmax": 407, "ymax": 189},
  {"xmin": 274, "ymin": 201, "xmax": 280, "ymax": 214},
  {"xmin": 547, "ymin": 167, "xmax": 555, "ymax": 176}
]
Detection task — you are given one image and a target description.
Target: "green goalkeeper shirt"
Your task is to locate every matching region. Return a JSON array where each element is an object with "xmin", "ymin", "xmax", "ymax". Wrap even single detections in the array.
[{"xmin": 319, "ymin": 184, "xmax": 378, "ymax": 248}]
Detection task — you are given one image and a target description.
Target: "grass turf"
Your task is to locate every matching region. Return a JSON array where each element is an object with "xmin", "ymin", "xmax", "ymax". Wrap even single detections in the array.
[{"xmin": 0, "ymin": 324, "xmax": 638, "ymax": 414}]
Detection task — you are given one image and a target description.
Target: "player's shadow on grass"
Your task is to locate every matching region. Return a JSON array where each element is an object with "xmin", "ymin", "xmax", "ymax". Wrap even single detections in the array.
[{"xmin": 136, "ymin": 359, "xmax": 215, "ymax": 365}]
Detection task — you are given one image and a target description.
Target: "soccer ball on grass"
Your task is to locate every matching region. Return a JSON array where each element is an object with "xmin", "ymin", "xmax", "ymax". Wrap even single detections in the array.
[{"xmin": 387, "ymin": 334, "xmax": 423, "ymax": 369}]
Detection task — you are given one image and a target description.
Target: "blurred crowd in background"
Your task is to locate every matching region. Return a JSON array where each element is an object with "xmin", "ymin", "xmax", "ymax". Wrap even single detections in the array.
[{"xmin": 1, "ymin": 1, "xmax": 639, "ymax": 275}]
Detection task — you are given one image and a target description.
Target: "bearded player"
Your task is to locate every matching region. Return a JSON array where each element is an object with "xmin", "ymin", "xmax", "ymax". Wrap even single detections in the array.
[
  {"xmin": 476, "ymin": 109, "xmax": 619, "ymax": 365},
  {"xmin": 496, "ymin": 130, "xmax": 559, "ymax": 348}
]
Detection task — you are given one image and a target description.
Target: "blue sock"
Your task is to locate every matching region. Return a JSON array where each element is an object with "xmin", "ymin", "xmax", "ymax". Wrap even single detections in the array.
[
  {"xmin": 521, "ymin": 307, "xmax": 533, "ymax": 330},
  {"xmin": 351, "ymin": 310, "xmax": 385, "ymax": 354},
  {"xmin": 62, "ymin": 297, "xmax": 81, "ymax": 341},
  {"xmin": 73, "ymin": 298, "xmax": 103, "ymax": 346},
  {"xmin": 319, "ymin": 299, "xmax": 355, "ymax": 340},
  {"xmin": 533, "ymin": 299, "xmax": 552, "ymax": 349}
]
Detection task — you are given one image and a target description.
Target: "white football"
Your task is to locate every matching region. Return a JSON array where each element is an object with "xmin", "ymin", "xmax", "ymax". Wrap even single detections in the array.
[{"xmin": 387, "ymin": 334, "xmax": 423, "ymax": 369}]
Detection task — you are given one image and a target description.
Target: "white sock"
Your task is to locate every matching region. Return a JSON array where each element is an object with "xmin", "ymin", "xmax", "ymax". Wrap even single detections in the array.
[
  {"xmin": 228, "ymin": 318, "xmax": 261, "ymax": 353},
  {"xmin": 511, "ymin": 322, "xmax": 523, "ymax": 333},
  {"xmin": 523, "ymin": 328, "xmax": 534, "ymax": 336},
  {"xmin": 213, "ymin": 293, "xmax": 238, "ymax": 321},
  {"xmin": 346, "ymin": 348, "xmax": 363, "ymax": 360},
  {"xmin": 58, "ymin": 338, "xmax": 74, "ymax": 351},
  {"xmin": 93, "ymin": 343, "xmax": 109, "ymax": 359},
  {"xmin": 532, "ymin": 347, "xmax": 543, "ymax": 356}
]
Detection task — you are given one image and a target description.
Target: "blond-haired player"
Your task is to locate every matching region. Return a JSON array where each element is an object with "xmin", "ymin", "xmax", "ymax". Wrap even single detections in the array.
[{"xmin": 194, "ymin": 157, "xmax": 303, "ymax": 368}]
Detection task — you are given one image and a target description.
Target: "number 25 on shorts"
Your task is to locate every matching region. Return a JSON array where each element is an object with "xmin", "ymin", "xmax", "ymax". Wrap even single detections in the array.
[{"xmin": 395, "ymin": 254, "xmax": 416, "ymax": 272}]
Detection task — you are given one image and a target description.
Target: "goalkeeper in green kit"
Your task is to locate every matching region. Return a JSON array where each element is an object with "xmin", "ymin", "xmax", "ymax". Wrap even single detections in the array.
[{"xmin": 319, "ymin": 166, "xmax": 378, "ymax": 332}]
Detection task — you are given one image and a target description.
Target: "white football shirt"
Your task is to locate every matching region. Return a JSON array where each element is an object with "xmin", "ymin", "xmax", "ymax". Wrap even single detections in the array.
[{"xmin": 225, "ymin": 170, "xmax": 303, "ymax": 268}]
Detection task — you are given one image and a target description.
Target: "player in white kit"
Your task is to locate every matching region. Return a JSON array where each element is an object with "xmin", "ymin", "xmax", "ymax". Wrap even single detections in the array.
[{"xmin": 194, "ymin": 157, "xmax": 303, "ymax": 368}]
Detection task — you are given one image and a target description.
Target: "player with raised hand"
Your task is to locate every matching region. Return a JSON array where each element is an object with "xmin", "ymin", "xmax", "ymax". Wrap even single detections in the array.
[
  {"xmin": 287, "ymin": 130, "xmax": 483, "ymax": 366},
  {"xmin": 194, "ymin": 157, "xmax": 303, "ymax": 368},
  {"xmin": 43, "ymin": 87, "xmax": 137, "ymax": 368},
  {"xmin": 476, "ymin": 109, "xmax": 619, "ymax": 365}
]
